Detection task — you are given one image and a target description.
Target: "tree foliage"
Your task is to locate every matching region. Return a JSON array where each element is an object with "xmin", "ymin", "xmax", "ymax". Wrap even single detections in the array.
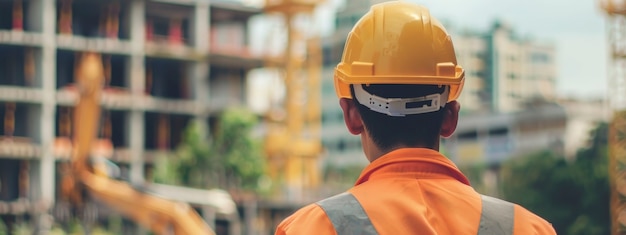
[
  {"xmin": 152, "ymin": 120, "xmax": 212, "ymax": 188},
  {"xmin": 213, "ymin": 108, "xmax": 266, "ymax": 191},
  {"xmin": 0, "ymin": 219, "xmax": 5, "ymax": 235},
  {"xmin": 499, "ymin": 122, "xmax": 609, "ymax": 235},
  {"xmin": 152, "ymin": 107, "xmax": 266, "ymax": 192}
]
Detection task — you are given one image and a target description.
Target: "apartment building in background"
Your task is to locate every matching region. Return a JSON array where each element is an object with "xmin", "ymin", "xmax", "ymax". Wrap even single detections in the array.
[
  {"xmin": 0, "ymin": 0, "xmax": 262, "ymax": 232},
  {"xmin": 450, "ymin": 21, "xmax": 558, "ymax": 113}
]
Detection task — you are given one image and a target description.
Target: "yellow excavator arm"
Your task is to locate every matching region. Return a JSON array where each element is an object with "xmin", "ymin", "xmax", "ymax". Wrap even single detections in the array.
[{"xmin": 69, "ymin": 52, "xmax": 214, "ymax": 235}]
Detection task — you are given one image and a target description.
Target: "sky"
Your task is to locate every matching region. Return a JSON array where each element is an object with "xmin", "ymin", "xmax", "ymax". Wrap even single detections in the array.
[{"xmin": 312, "ymin": 0, "xmax": 609, "ymax": 99}]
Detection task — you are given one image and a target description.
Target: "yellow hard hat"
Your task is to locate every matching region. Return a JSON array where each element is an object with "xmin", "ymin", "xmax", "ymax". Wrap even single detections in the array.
[{"xmin": 334, "ymin": 1, "xmax": 465, "ymax": 102}]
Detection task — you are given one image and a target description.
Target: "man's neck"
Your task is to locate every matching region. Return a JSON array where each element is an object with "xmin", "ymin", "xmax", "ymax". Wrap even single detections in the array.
[{"xmin": 367, "ymin": 143, "xmax": 440, "ymax": 163}]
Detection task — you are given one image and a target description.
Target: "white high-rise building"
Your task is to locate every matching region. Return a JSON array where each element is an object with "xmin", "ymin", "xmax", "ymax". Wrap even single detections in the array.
[
  {"xmin": 452, "ymin": 30, "xmax": 490, "ymax": 113},
  {"xmin": 450, "ymin": 21, "xmax": 557, "ymax": 113}
]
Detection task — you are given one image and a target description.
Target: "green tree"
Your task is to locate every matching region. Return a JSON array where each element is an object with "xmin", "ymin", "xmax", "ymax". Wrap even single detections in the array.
[
  {"xmin": 152, "ymin": 120, "xmax": 213, "ymax": 188},
  {"xmin": 0, "ymin": 219, "xmax": 6, "ymax": 235},
  {"xmin": 567, "ymin": 122, "xmax": 610, "ymax": 235},
  {"xmin": 152, "ymin": 107, "xmax": 266, "ymax": 192},
  {"xmin": 213, "ymin": 107, "xmax": 266, "ymax": 191},
  {"xmin": 500, "ymin": 150, "xmax": 576, "ymax": 232},
  {"xmin": 499, "ymin": 122, "xmax": 609, "ymax": 234}
]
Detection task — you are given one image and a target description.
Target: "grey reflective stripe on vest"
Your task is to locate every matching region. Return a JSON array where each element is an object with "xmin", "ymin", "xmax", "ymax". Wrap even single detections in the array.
[
  {"xmin": 317, "ymin": 192, "xmax": 378, "ymax": 235},
  {"xmin": 317, "ymin": 193, "xmax": 514, "ymax": 235},
  {"xmin": 478, "ymin": 195, "xmax": 515, "ymax": 235}
]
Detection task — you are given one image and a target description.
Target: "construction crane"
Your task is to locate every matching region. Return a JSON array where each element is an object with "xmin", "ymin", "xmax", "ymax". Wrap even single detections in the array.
[
  {"xmin": 600, "ymin": 0, "xmax": 626, "ymax": 234},
  {"xmin": 263, "ymin": 0, "xmax": 323, "ymax": 200},
  {"xmin": 62, "ymin": 52, "xmax": 215, "ymax": 235}
]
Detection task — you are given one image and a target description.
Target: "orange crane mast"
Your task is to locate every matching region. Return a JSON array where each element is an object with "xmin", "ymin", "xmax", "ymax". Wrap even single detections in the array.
[
  {"xmin": 263, "ymin": 0, "xmax": 324, "ymax": 200},
  {"xmin": 600, "ymin": 0, "xmax": 626, "ymax": 234}
]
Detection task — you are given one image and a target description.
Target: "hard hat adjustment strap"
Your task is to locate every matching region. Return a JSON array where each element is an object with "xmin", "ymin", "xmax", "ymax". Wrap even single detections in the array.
[{"xmin": 353, "ymin": 84, "xmax": 449, "ymax": 117}]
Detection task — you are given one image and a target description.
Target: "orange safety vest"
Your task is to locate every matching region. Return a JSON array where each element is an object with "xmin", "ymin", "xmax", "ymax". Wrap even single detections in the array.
[{"xmin": 275, "ymin": 148, "xmax": 556, "ymax": 235}]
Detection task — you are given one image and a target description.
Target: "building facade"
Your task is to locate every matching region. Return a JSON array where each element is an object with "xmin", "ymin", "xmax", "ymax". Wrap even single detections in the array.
[
  {"xmin": 450, "ymin": 21, "xmax": 557, "ymax": 113},
  {"xmin": 0, "ymin": 0, "xmax": 262, "ymax": 233},
  {"xmin": 443, "ymin": 102, "xmax": 568, "ymax": 167}
]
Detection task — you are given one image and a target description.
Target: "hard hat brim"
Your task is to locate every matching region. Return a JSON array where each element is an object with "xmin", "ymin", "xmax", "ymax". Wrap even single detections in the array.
[{"xmin": 334, "ymin": 67, "xmax": 465, "ymax": 102}]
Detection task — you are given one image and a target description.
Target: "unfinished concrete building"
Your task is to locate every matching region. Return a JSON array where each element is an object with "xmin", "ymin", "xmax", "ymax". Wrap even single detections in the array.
[{"xmin": 0, "ymin": 0, "xmax": 262, "ymax": 233}]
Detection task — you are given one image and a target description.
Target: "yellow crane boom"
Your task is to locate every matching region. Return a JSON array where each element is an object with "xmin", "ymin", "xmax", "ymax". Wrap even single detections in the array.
[{"xmin": 66, "ymin": 52, "xmax": 214, "ymax": 235}]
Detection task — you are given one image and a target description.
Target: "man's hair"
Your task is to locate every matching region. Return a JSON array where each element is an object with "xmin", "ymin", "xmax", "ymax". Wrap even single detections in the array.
[{"xmin": 350, "ymin": 84, "xmax": 446, "ymax": 152}]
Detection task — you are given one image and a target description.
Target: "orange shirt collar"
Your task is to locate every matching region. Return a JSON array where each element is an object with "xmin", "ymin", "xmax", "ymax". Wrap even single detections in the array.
[{"xmin": 354, "ymin": 148, "xmax": 471, "ymax": 186}]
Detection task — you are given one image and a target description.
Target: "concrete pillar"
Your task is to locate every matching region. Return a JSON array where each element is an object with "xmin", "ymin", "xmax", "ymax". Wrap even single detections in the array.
[
  {"xmin": 192, "ymin": 2, "xmax": 210, "ymax": 135},
  {"xmin": 123, "ymin": 2, "xmax": 148, "ymax": 234},
  {"xmin": 129, "ymin": 0, "xmax": 146, "ymax": 95},
  {"xmin": 128, "ymin": 0, "xmax": 146, "ymax": 185},
  {"xmin": 191, "ymin": 3, "xmax": 210, "ymax": 99},
  {"xmin": 128, "ymin": 111, "xmax": 145, "ymax": 184},
  {"xmin": 40, "ymin": 0, "xmax": 56, "ymax": 208},
  {"xmin": 190, "ymin": 64, "xmax": 210, "ymax": 137},
  {"xmin": 37, "ymin": 0, "xmax": 57, "ymax": 234},
  {"xmin": 191, "ymin": 63, "xmax": 210, "ymax": 111},
  {"xmin": 128, "ymin": 52, "xmax": 145, "ymax": 183},
  {"xmin": 130, "ymin": 0, "xmax": 145, "ymax": 55},
  {"xmin": 192, "ymin": 3, "xmax": 210, "ymax": 52},
  {"xmin": 29, "ymin": 160, "xmax": 53, "ymax": 235}
]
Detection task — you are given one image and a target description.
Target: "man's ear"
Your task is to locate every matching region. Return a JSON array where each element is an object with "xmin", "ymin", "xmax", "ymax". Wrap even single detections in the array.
[
  {"xmin": 339, "ymin": 98, "xmax": 364, "ymax": 135},
  {"xmin": 440, "ymin": 101, "xmax": 460, "ymax": 138}
]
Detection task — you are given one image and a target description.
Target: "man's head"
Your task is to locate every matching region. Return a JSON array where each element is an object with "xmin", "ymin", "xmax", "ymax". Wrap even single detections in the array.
[{"xmin": 333, "ymin": 1, "xmax": 465, "ymax": 159}]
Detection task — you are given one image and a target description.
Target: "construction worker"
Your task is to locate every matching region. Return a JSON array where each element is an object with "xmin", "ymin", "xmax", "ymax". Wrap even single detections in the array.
[{"xmin": 275, "ymin": 1, "xmax": 556, "ymax": 234}]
